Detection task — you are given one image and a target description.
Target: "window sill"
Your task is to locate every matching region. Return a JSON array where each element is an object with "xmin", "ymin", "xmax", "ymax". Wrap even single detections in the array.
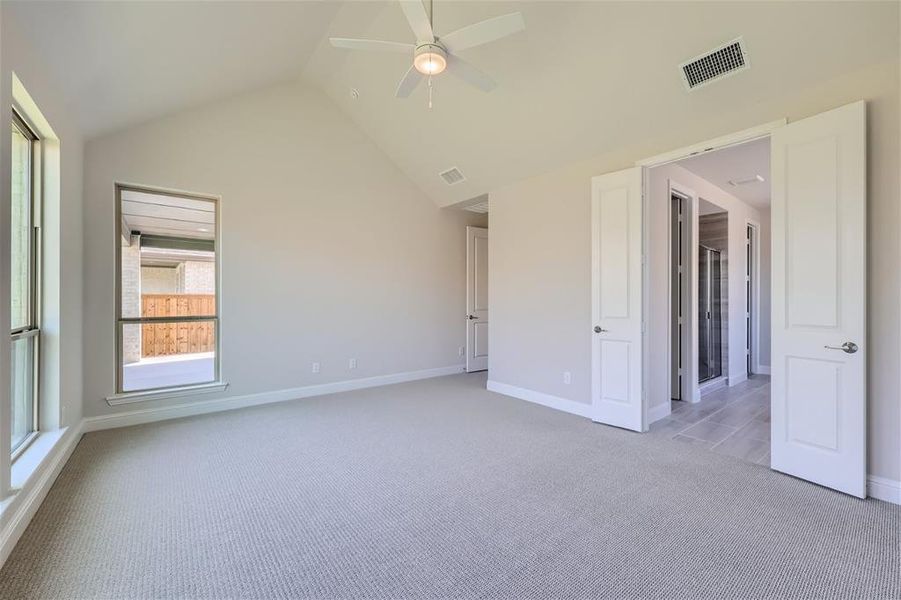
[
  {"xmin": 10, "ymin": 428, "xmax": 67, "ymax": 491},
  {"xmin": 105, "ymin": 381, "xmax": 229, "ymax": 406}
]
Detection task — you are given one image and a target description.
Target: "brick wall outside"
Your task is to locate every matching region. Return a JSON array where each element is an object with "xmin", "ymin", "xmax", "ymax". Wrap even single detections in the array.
[
  {"xmin": 176, "ymin": 261, "xmax": 215, "ymax": 294},
  {"xmin": 121, "ymin": 234, "xmax": 141, "ymax": 364},
  {"xmin": 141, "ymin": 266, "xmax": 178, "ymax": 294}
]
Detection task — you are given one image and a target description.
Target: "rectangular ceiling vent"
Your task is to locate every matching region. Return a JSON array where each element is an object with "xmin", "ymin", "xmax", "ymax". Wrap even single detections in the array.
[
  {"xmin": 464, "ymin": 201, "xmax": 489, "ymax": 214},
  {"xmin": 439, "ymin": 167, "xmax": 466, "ymax": 186},
  {"xmin": 680, "ymin": 37, "xmax": 749, "ymax": 91}
]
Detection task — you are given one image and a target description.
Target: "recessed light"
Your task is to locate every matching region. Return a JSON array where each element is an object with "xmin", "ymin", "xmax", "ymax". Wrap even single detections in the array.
[{"xmin": 197, "ymin": 228, "xmax": 209, "ymax": 232}]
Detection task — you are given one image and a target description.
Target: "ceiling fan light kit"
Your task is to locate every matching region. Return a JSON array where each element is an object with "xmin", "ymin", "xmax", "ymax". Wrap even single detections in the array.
[
  {"xmin": 413, "ymin": 44, "xmax": 447, "ymax": 75},
  {"xmin": 329, "ymin": 0, "xmax": 525, "ymax": 106}
]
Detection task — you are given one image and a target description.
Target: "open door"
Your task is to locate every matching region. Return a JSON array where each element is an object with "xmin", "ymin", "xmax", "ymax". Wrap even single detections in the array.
[
  {"xmin": 771, "ymin": 101, "xmax": 866, "ymax": 497},
  {"xmin": 465, "ymin": 226, "xmax": 489, "ymax": 372},
  {"xmin": 591, "ymin": 168, "xmax": 644, "ymax": 431}
]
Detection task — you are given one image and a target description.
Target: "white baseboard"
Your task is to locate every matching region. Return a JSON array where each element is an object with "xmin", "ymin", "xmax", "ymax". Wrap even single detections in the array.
[
  {"xmin": 699, "ymin": 377, "xmax": 728, "ymax": 396},
  {"xmin": 85, "ymin": 365, "xmax": 464, "ymax": 432},
  {"xmin": 0, "ymin": 421, "xmax": 84, "ymax": 568},
  {"xmin": 486, "ymin": 380, "xmax": 592, "ymax": 418},
  {"xmin": 728, "ymin": 373, "xmax": 748, "ymax": 386},
  {"xmin": 868, "ymin": 475, "xmax": 901, "ymax": 505},
  {"xmin": 755, "ymin": 365, "xmax": 772, "ymax": 375},
  {"xmin": 647, "ymin": 401, "xmax": 671, "ymax": 424}
]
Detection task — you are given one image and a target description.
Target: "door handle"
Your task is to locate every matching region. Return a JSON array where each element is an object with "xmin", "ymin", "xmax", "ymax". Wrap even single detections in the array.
[
  {"xmin": 467, "ymin": 315, "xmax": 479, "ymax": 320},
  {"xmin": 824, "ymin": 341, "xmax": 858, "ymax": 354},
  {"xmin": 594, "ymin": 326, "xmax": 608, "ymax": 333}
]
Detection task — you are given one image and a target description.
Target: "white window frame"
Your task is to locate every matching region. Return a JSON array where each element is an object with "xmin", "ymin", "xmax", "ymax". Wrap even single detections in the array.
[{"xmin": 10, "ymin": 108, "xmax": 41, "ymax": 459}]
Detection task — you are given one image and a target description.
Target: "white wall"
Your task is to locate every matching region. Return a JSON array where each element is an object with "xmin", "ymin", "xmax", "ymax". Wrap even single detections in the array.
[
  {"xmin": 0, "ymin": 2, "xmax": 84, "ymax": 519},
  {"xmin": 647, "ymin": 163, "xmax": 765, "ymax": 415},
  {"xmin": 488, "ymin": 59, "xmax": 900, "ymax": 484},
  {"xmin": 82, "ymin": 81, "xmax": 486, "ymax": 417},
  {"xmin": 1, "ymin": 16, "xmax": 86, "ymax": 443}
]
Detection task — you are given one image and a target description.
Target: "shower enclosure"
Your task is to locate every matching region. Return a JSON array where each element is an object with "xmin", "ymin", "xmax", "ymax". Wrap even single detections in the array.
[{"xmin": 698, "ymin": 245, "xmax": 723, "ymax": 383}]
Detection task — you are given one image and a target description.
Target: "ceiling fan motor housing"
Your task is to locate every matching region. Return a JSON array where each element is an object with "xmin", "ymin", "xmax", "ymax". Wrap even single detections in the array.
[{"xmin": 413, "ymin": 43, "xmax": 448, "ymax": 75}]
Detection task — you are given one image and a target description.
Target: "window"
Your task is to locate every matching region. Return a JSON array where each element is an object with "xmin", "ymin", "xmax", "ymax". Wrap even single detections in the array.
[
  {"xmin": 11, "ymin": 110, "xmax": 40, "ymax": 454},
  {"xmin": 115, "ymin": 185, "xmax": 220, "ymax": 395}
]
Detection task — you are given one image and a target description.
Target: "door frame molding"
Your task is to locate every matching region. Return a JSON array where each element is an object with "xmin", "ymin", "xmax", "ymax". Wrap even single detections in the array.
[
  {"xmin": 668, "ymin": 181, "xmax": 699, "ymax": 405},
  {"xmin": 745, "ymin": 219, "xmax": 763, "ymax": 376}
]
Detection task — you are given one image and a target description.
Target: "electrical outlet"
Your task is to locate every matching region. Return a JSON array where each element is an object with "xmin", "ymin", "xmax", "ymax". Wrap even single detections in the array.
[
  {"xmin": 563, "ymin": 371, "xmax": 572, "ymax": 385},
  {"xmin": 312, "ymin": 362, "xmax": 320, "ymax": 374},
  {"xmin": 458, "ymin": 346, "xmax": 465, "ymax": 357},
  {"xmin": 349, "ymin": 358, "xmax": 357, "ymax": 369}
]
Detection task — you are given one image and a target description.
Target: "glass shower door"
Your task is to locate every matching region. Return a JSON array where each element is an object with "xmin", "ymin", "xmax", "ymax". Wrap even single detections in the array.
[{"xmin": 698, "ymin": 246, "xmax": 722, "ymax": 383}]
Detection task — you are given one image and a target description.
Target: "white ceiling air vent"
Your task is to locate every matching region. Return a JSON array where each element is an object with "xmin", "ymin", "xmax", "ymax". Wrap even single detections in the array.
[
  {"xmin": 439, "ymin": 167, "xmax": 466, "ymax": 186},
  {"xmin": 464, "ymin": 201, "xmax": 489, "ymax": 214},
  {"xmin": 679, "ymin": 37, "xmax": 749, "ymax": 91}
]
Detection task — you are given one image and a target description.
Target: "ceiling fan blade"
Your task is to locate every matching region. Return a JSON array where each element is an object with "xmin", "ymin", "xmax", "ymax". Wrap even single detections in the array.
[
  {"xmin": 447, "ymin": 56, "xmax": 496, "ymax": 93},
  {"xmin": 329, "ymin": 38, "xmax": 415, "ymax": 53},
  {"xmin": 440, "ymin": 13, "xmax": 525, "ymax": 53},
  {"xmin": 395, "ymin": 65, "xmax": 424, "ymax": 98},
  {"xmin": 399, "ymin": 0, "xmax": 434, "ymax": 42}
]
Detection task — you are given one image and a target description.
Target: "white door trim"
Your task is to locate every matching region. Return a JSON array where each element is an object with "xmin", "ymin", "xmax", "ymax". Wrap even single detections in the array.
[
  {"xmin": 635, "ymin": 119, "xmax": 787, "ymax": 168},
  {"xmin": 745, "ymin": 219, "xmax": 763, "ymax": 376},
  {"xmin": 667, "ymin": 180, "xmax": 700, "ymax": 404}
]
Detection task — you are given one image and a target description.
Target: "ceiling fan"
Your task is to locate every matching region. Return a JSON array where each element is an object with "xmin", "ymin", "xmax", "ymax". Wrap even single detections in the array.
[{"xmin": 329, "ymin": 0, "xmax": 525, "ymax": 102}]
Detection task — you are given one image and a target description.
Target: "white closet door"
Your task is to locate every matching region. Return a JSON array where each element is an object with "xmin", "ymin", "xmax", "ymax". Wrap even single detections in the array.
[{"xmin": 591, "ymin": 167, "xmax": 644, "ymax": 431}]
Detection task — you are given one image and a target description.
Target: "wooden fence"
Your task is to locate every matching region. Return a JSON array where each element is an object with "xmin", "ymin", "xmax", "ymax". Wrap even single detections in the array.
[{"xmin": 141, "ymin": 294, "xmax": 216, "ymax": 357}]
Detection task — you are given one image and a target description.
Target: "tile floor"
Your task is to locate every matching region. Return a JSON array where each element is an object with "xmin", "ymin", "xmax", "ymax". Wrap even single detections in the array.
[{"xmin": 649, "ymin": 375, "xmax": 772, "ymax": 466}]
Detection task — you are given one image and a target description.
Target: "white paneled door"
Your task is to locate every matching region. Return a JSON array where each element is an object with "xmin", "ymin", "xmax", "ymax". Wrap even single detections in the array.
[
  {"xmin": 591, "ymin": 168, "xmax": 644, "ymax": 431},
  {"xmin": 466, "ymin": 226, "xmax": 489, "ymax": 372},
  {"xmin": 771, "ymin": 101, "xmax": 867, "ymax": 497}
]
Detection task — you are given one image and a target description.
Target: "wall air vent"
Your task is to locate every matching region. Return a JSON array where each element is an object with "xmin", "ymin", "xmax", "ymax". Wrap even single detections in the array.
[
  {"xmin": 439, "ymin": 167, "xmax": 466, "ymax": 185},
  {"xmin": 679, "ymin": 37, "xmax": 749, "ymax": 90}
]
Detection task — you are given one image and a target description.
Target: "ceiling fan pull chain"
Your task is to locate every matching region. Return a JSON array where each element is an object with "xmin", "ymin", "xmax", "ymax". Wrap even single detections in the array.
[{"xmin": 428, "ymin": 74, "xmax": 433, "ymax": 109}]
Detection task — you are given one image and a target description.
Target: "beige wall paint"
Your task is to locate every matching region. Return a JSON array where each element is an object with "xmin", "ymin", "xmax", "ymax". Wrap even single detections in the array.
[
  {"xmin": 1, "ymin": 8, "xmax": 85, "ymax": 494},
  {"xmin": 489, "ymin": 59, "xmax": 900, "ymax": 482},
  {"xmin": 82, "ymin": 81, "xmax": 485, "ymax": 417}
]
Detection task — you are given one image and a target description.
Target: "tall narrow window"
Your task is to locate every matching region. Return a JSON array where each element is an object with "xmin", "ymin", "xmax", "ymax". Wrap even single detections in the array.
[
  {"xmin": 115, "ymin": 186, "xmax": 220, "ymax": 395},
  {"xmin": 10, "ymin": 111, "xmax": 40, "ymax": 454}
]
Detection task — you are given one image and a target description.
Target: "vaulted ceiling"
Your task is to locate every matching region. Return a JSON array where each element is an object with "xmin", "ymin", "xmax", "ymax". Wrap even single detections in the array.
[{"xmin": 5, "ymin": 2, "xmax": 898, "ymax": 207}]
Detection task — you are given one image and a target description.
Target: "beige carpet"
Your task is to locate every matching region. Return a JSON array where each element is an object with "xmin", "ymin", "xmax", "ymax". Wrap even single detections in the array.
[{"xmin": 0, "ymin": 373, "xmax": 898, "ymax": 599}]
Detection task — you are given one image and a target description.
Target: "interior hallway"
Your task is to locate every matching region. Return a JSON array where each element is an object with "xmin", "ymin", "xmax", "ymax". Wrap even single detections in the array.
[{"xmin": 650, "ymin": 376, "xmax": 771, "ymax": 465}]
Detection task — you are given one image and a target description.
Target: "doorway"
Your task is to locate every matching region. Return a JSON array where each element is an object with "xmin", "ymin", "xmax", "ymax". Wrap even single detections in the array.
[
  {"xmin": 465, "ymin": 226, "xmax": 489, "ymax": 372},
  {"xmin": 591, "ymin": 101, "xmax": 868, "ymax": 497}
]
